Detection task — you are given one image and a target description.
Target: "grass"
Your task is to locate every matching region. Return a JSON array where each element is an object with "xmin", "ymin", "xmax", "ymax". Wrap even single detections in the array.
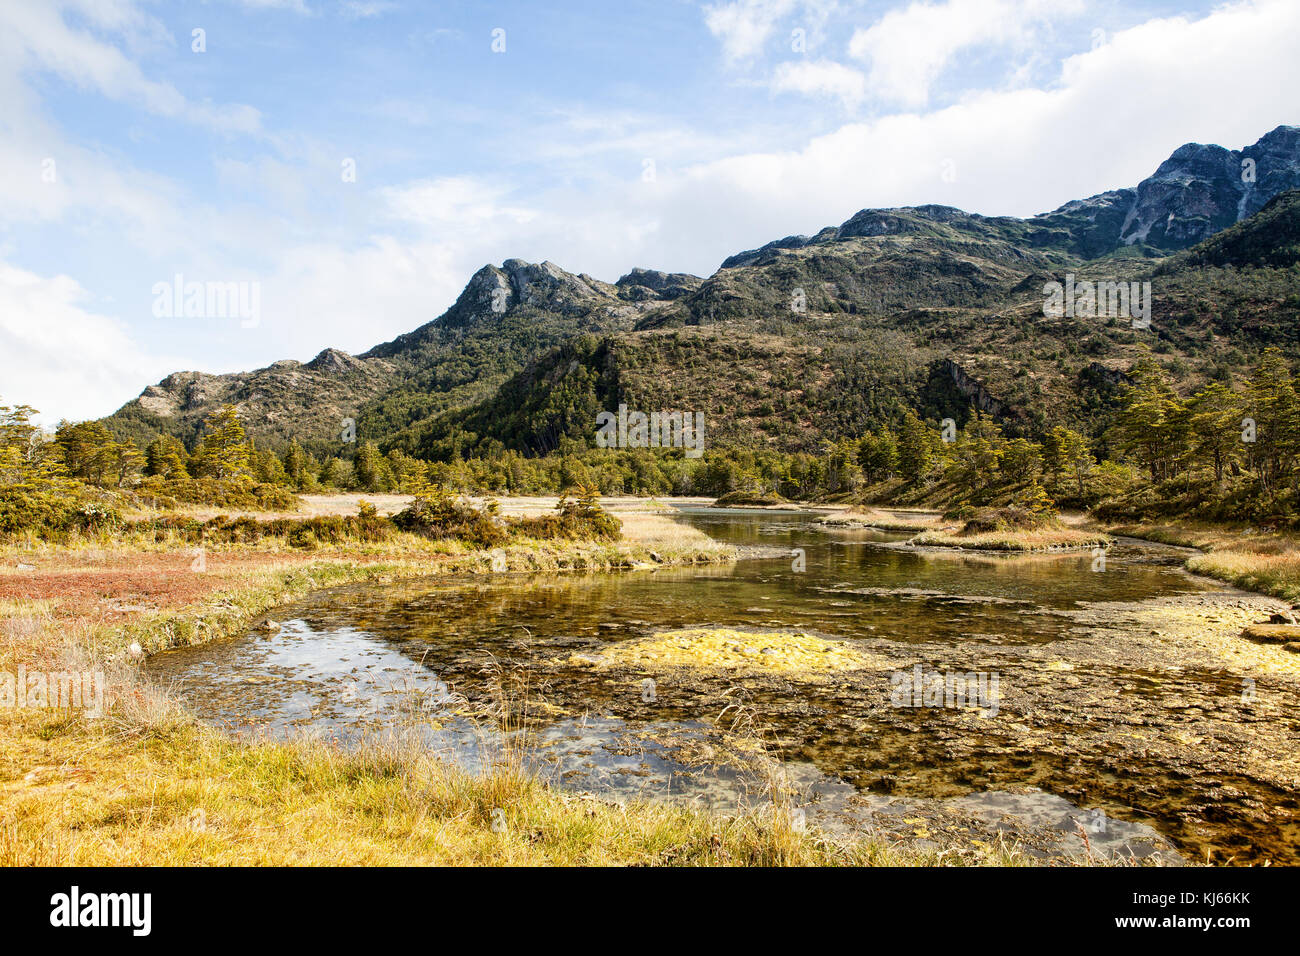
[
  {"xmin": 0, "ymin": 512, "xmax": 736, "ymax": 661},
  {"xmin": 1, "ymin": 706, "xmax": 1038, "ymax": 866},
  {"xmin": 1107, "ymin": 519, "xmax": 1300, "ymax": 602},
  {"xmin": 1185, "ymin": 551, "xmax": 1300, "ymax": 602},
  {"xmin": 0, "ymin": 598, "xmax": 1024, "ymax": 867},
  {"xmin": 823, "ymin": 505, "xmax": 1110, "ymax": 552},
  {"xmin": 820, "ymin": 508, "xmax": 947, "ymax": 532},
  {"xmin": 909, "ymin": 526, "xmax": 1111, "ymax": 552}
]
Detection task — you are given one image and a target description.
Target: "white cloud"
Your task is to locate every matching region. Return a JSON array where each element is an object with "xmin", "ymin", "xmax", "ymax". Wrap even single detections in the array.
[
  {"xmin": 0, "ymin": 262, "xmax": 184, "ymax": 423},
  {"xmin": 235, "ymin": 0, "xmax": 312, "ymax": 13},
  {"xmin": 380, "ymin": 177, "xmax": 537, "ymax": 228},
  {"xmin": 0, "ymin": 2, "xmax": 263, "ymax": 134},
  {"xmin": 704, "ymin": 0, "xmax": 800, "ymax": 62},
  {"xmin": 848, "ymin": 0, "xmax": 1085, "ymax": 107},
  {"xmin": 771, "ymin": 59, "xmax": 867, "ymax": 108},
  {"xmin": 619, "ymin": 0, "xmax": 1300, "ymax": 269},
  {"xmin": 339, "ymin": 1, "xmax": 397, "ymax": 19}
]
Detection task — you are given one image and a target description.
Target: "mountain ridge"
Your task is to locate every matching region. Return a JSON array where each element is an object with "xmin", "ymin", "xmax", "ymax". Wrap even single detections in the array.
[{"xmin": 104, "ymin": 126, "xmax": 1300, "ymax": 458}]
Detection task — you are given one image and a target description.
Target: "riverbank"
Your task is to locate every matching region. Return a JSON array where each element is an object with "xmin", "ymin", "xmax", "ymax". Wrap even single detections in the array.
[
  {"xmin": 9, "ymin": 497, "xmax": 1292, "ymax": 866},
  {"xmin": 819, "ymin": 507, "xmax": 1111, "ymax": 552},
  {"xmin": 1100, "ymin": 519, "xmax": 1300, "ymax": 603},
  {"xmin": 3, "ymin": 707, "xmax": 943, "ymax": 866}
]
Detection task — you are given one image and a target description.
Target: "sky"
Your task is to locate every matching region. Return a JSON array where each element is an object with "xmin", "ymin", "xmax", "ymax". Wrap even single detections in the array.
[{"xmin": 1, "ymin": 0, "xmax": 1297, "ymax": 423}]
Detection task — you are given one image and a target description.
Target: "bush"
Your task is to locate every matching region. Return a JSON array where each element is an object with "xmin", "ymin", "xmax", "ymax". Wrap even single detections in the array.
[
  {"xmin": 69, "ymin": 502, "xmax": 123, "ymax": 533},
  {"xmin": 391, "ymin": 493, "xmax": 510, "ymax": 548},
  {"xmin": 138, "ymin": 476, "xmax": 299, "ymax": 511},
  {"xmin": 129, "ymin": 506, "xmax": 393, "ymax": 546},
  {"xmin": 513, "ymin": 496, "xmax": 622, "ymax": 541},
  {"xmin": 0, "ymin": 486, "xmax": 79, "ymax": 538},
  {"xmin": 392, "ymin": 490, "xmax": 621, "ymax": 545},
  {"xmin": 959, "ymin": 506, "xmax": 1054, "ymax": 535}
]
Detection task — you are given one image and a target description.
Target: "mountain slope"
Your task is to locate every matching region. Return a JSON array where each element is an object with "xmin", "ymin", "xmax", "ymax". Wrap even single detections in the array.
[
  {"xmin": 1162, "ymin": 188, "xmax": 1300, "ymax": 269},
  {"xmin": 103, "ymin": 125, "xmax": 1300, "ymax": 458},
  {"xmin": 107, "ymin": 260, "xmax": 700, "ymax": 452}
]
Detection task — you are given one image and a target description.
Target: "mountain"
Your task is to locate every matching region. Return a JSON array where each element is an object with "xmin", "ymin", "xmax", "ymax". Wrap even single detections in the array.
[
  {"xmin": 104, "ymin": 126, "xmax": 1300, "ymax": 458},
  {"xmin": 1035, "ymin": 125, "xmax": 1300, "ymax": 254},
  {"xmin": 1161, "ymin": 188, "xmax": 1300, "ymax": 270},
  {"xmin": 107, "ymin": 259, "xmax": 698, "ymax": 450}
]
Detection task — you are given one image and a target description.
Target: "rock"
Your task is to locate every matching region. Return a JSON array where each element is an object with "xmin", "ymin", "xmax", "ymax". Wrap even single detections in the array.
[
  {"xmin": 1285, "ymin": 643, "xmax": 1300, "ymax": 654},
  {"xmin": 1268, "ymin": 611, "xmax": 1298, "ymax": 625},
  {"xmin": 1241, "ymin": 623, "xmax": 1300, "ymax": 644}
]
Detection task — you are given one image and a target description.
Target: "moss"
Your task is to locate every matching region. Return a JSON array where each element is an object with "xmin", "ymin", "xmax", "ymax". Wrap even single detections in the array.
[{"xmin": 599, "ymin": 627, "xmax": 889, "ymax": 675}]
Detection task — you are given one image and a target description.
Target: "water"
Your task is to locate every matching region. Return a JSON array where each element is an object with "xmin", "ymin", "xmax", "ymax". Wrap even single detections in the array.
[{"xmin": 147, "ymin": 508, "xmax": 1300, "ymax": 864}]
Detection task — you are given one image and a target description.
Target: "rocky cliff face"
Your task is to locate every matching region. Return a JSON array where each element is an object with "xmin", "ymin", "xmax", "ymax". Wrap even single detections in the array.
[
  {"xmin": 718, "ymin": 127, "xmax": 1300, "ymax": 267},
  {"xmin": 1064, "ymin": 125, "xmax": 1300, "ymax": 252},
  {"xmin": 615, "ymin": 268, "xmax": 703, "ymax": 301}
]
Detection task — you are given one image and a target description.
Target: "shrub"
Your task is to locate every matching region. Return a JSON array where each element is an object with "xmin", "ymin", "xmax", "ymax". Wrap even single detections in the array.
[
  {"xmin": 138, "ymin": 476, "xmax": 299, "ymax": 511},
  {"xmin": 391, "ymin": 492, "xmax": 510, "ymax": 548},
  {"xmin": 959, "ymin": 506, "xmax": 1054, "ymax": 535},
  {"xmin": 0, "ymin": 486, "xmax": 79, "ymax": 538}
]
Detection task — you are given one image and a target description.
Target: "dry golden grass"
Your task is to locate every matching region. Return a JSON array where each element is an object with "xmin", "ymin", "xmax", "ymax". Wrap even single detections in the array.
[
  {"xmin": 820, "ymin": 508, "xmax": 946, "ymax": 532},
  {"xmin": 910, "ymin": 526, "xmax": 1110, "ymax": 552},
  {"xmin": 1106, "ymin": 519, "xmax": 1300, "ymax": 602},
  {"xmin": 1186, "ymin": 550, "xmax": 1300, "ymax": 602},
  {"xmin": 0, "ymin": 704, "xmax": 1043, "ymax": 866}
]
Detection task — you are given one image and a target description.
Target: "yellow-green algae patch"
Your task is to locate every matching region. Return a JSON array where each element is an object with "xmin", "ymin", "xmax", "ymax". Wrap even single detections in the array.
[{"xmin": 598, "ymin": 627, "xmax": 889, "ymax": 675}]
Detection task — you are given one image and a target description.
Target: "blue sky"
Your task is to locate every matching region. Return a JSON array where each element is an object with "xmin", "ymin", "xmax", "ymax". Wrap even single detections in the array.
[{"xmin": 1, "ymin": 0, "xmax": 1297, "ymax": 422}]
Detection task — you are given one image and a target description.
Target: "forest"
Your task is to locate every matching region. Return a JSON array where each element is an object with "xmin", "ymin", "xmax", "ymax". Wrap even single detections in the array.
[{"xmin": 5, "ymin": 347, "xmax": 1300, "ymax": 538}]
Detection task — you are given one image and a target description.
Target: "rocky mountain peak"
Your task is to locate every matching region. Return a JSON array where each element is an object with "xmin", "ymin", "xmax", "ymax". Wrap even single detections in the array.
[
  {"xmin": 305, "ymin": 348, "xmax": 365, "ymax": 374},
  {"xmin": 444, "ymin": 259, "xmax": 615, "ymax": 327},
  {"xmin": 1117, "ymin": 126, "xmax": 1300, "ymax": 248},
  {"xmin": 614, "ymin": 268, "xmax": 703, "ymax": 301}
]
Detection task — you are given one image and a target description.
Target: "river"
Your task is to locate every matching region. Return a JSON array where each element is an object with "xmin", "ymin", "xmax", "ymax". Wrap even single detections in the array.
[{"xmin": 146, "ymin": 508, "xmax": 1300, "ymax": 864}]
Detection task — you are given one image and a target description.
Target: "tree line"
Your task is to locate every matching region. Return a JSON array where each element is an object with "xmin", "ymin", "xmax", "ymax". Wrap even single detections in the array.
[{"xmin": 5, "ymin": 347, "xmax": 1300, "ymax": 534}]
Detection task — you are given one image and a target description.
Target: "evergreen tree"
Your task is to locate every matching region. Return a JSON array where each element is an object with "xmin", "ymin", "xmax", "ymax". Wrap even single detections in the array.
[
  {"xmin": 1244, "ymin": 348, "xmax": 1299, "ymax": 492},
  {"xmin": 1113, "ymin": 359, "xmax": 1190, "ymax": 482},
  {"xmin": 1187, "ymin": 381, "xmax": 1243, "ymax": 486},
  {"xmin": 858, "ymin": 428, "xmax": 899, "ymax": 484},
  {"xmin": 194, "ymin": 405, "xmax": 251, "ymax": 480},
  {"xmin": 145, "ymin": 434, "xmax": 190, "ymax": 480},
  {"xmin": 897, "ymin": 411, "xmax": 933, "ymax": 481}
]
